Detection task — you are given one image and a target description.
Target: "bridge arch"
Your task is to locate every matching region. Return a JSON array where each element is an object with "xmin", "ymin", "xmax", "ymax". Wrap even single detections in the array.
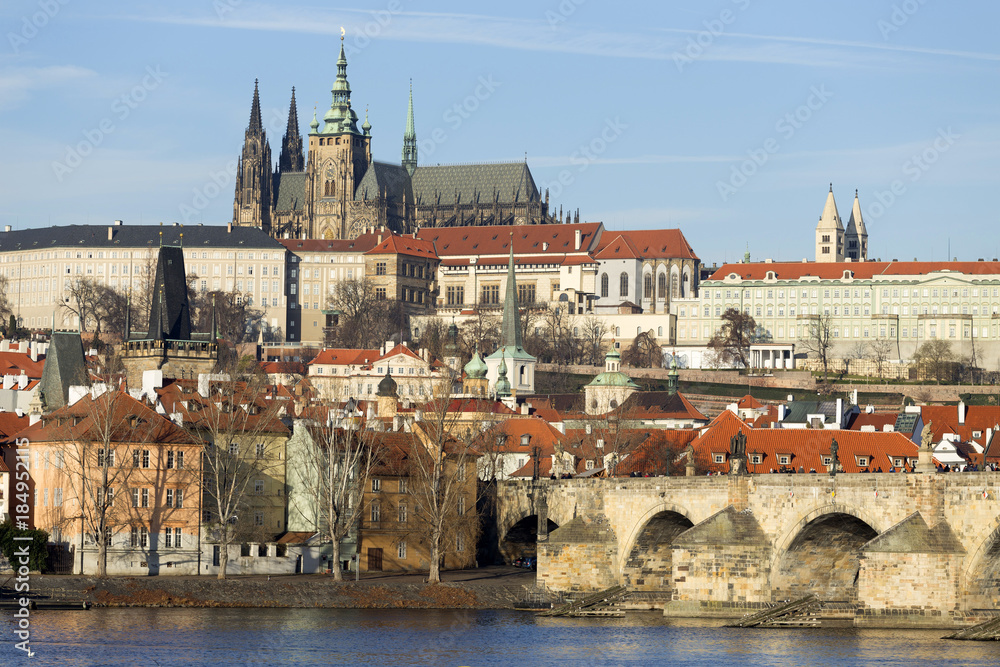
[
  {"xmin": 618, "ymin": 502, "xmax": 695, "ymax": 591},
  {"xmin": 962, "ymin": 513, "xmax": 1000, "ymax": 610},
  {"xmin": 499, "ymin": 514, "xmax": 559, "ymax": 564},
  {"xmin": 770, "ymin": 503, "xmax": 883, "ymax": 603}
]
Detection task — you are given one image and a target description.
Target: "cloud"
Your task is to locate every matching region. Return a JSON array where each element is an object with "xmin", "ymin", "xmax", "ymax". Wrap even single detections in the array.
[
  {"xmin": 118, "ymin": 7, "xmax": 1000, "ymax": 69},
  {"xmin": 0, "ymin": 65, "xmax": 97, "ymax": 110}
]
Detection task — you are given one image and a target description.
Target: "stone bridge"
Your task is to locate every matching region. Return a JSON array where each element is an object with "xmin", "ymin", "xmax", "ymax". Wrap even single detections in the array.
[{"xmin": 497, "ymin": 474, "xmax": 1000, "ymax": 626}]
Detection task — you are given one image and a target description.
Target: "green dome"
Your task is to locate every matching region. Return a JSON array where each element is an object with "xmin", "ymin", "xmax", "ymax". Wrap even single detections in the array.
[{"xmin": 464, "ymin": 346, "xmax": 487, "ymax": 379}]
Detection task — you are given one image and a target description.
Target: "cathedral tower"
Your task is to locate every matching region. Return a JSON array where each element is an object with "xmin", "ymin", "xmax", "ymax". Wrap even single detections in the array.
[
  {"xmin": 402, "ymin": 82, "xmax": 417, "ymax": 176},
  {"xmin": 305, "ymin": 32, "xmax": 372, "ymax": 239},
  {"xmin": 279, "ymin": 87, "xmax": 304, "ymax": 172},
  {"xmin": 232, "ymin": 80, "xmax": 273, "ymax": 233},
  {"xmin": 844, "ymin": 190, "xmax": 868, "ymax": 261},
  {"xmin": 814, "ymin": 184, "xmax": 844, "ymax": 263}
]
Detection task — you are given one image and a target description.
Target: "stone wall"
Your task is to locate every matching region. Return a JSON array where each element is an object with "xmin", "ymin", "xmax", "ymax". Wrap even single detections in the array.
[{"xmin": 859, "ymin": 551, "xmax": 964, "ymax": 614}]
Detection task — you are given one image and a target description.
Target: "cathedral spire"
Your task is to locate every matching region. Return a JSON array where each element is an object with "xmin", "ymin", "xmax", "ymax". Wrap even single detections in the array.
[
  {"xmin": 402, "ymin": 80, "xmax": 417, "ymax": 176},
  {"xmin": 500, "ymin": 232, "xmax": 522, "ymax": 351},
  {"xmin": 279, "ymin": 86, "xmax": 304, "ymax": 172},
  {"xmin": 249, "ymin": 79, "xmax": 263, "ymax": 133}
]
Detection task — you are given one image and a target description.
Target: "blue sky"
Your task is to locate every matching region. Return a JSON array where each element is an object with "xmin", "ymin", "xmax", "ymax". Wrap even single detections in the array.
[{"xmin": 2, "ymin": 1, "xmax": 998, "ymax": 264}]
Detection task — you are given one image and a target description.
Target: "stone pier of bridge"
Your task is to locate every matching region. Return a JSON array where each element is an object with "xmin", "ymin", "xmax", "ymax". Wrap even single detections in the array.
[{"xmin": 496, "ymin": 473, "xmax": 1000, "ymax": 627}]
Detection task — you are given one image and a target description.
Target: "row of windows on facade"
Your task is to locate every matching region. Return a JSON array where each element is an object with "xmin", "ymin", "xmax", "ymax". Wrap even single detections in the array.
[
  {"xmin": 315, "ymin": 365, "xmax": 428, "ymax": 376},
  {"xmin": 94, "ymin": 449, "xmax": 187, "ymax": 468},
  {"xmin": 707, "ymin": 286, "xmax": 1000, "ymax": 301},
  {"xmin": 599, "ymin": 272, "xmax": 688, "ymax": 299},
  {"xmin": 388, "ymin": 535, "xmax": 466, "ymax": 561},
  {"xmin": 368, "ymin": 497, "xmax": 468, "ymax": 524},
  {"xmin": 694, "ymin": 302, "xmax": 1000, "ymax": 321},
  {"xmin": 374, "ymin": 286, "xmax": 427, "ymax": 304},
  {"xmin": 712, "ymin": 452, "xmax": 911, "ymax": 469},
  {"xmin": 32, "ymin": 487, "xmax": 183, "ymax": 508},
  {"xmin": 674, "ymin": 323, "xmax": 987, "ymax": 341},
  {"xmin": 89, "ymin": 526, "xmax": 186, "ymax": 549},
  {"xmin": 374, "ymin": 261, "xmax": 432, "ymax": 279}
]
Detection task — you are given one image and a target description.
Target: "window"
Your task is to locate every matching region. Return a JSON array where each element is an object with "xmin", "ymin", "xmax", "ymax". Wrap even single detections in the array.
[
  {"xmin": 256, "ymin": 442, "xmax": 266, "ymax": 457},
  {"xmin": 254, "ymin": 512, "xmax": 264, "ymax": 527},
  {"xmin": 375, "ymin": 287, "xmax": 386, "ymax": 301},
  {"xmin": 131, "ymin": 526, "xmax": 139, "ymax": 548},
  {"xmin": 141, "ymin": 450, "xmax": 150, "ymax": 468},
  {"xmin": 166, "ymin": 489, "xmax": 174, "ymax": 507},
  {"xmin": 446, "ymin": 285, "xmax": 465, "ymax": 306},
  {"xmin": 133, "ymin": 449, "xmax": 141, "ymax": 467},
  {"xmin": 857, "ymin": 456, "xmax": 869, "ymax": 467},
  {"xmin": 713, "ymin": 454, "xmax": 724, "ymax": 464},
  {"xmin": 132, "ymin": 488, "xmax": 140, "ymax": 508},
  {"xmin": 398, "ymin": 504, "xmax": 407, "ymax": 523},
  {"xmin": 370, "ymin": 504, "xmax": 380, "ymax": 523},
  {"xmin": 254, "ymin": 480, "xmax": 264, "ymax": 495},
  {"xmin": 619, "ymin": 272, "xmax": 629, "ymax": 297},
  {"xmin": 750, "ymin": 454, "xmax": 762, "ymax": 465},
  {"xmin": 141, "ymin": 489, "xmax": 149, "ymax": 508},
  {"xmin": 165, "ymin": 527, "xmax": 173, "ymax": 548},
  {"xmin": 398, "ymin": 479, "xmax": 407, "ymax": 494},
  {"xmin": 778, "ymin": 455, "xmax": 790, "ymax": 465},
  {"xmin": 643, "ymin": 273, "xmax": 653, "ymax": 300},
  {"xmin": 372, "ymin": 478, "xmax": 381, "ymax": 492},
  {"xmin": 456, "ymin": 534, "xmax": 465, "ymax": 552},
  {"xmin": 480, "ymin": 284, "xmax": 500, "ymax": 305},
  {"xmin": 517, "ymin": 283, "xmax": 536, "ymax": 304},
  {"xmin": 175, "ymin": 490, "xmax": 183, "ymax": 508},
  {"xmin": 398, "ymin": 540, "xmax": 407, "ymax": 560},
  {"xmin": 97, "ymin": 449, "xmax": 114, "ymax": 467},
  {"xmin": 457, "ymin": 497, "xmax": 466, "ymax": 516},
  {"xmin": 167, "ymin": 451, "xmax": 174, "ymax": 469},
  {"xmin": 375, "ymin": 262, "xmax": 386, "ymax": 276},
  {"xmin": 140, "ymin": 527, "xmax": 148, "ymax": 548},
  {"xmin": 174, "ymin": 528, "xmax": 182, "ymax": 548}
]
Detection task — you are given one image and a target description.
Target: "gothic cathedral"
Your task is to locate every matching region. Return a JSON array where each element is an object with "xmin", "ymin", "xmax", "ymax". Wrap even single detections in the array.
[{"xmin": 233, "ymin": 35, "xmax": 564, "ymax": 241}]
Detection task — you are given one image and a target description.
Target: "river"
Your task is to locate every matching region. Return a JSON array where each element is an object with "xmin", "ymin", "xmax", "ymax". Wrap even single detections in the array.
[{"xmin": 4, "ymin": 608, "xmax": 1000, "ymax": 666}]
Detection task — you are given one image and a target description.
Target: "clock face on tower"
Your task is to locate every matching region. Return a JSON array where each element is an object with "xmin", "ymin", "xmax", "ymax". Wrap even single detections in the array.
[{"xmin": 325, "ymin": 164, "xmax": 336, "ymax": 179}]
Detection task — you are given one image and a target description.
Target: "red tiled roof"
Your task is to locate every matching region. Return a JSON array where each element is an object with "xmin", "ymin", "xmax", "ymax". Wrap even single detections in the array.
[
  {"xmin": 848, "ymin": 412, "xmax": 901, "ymax": 432},
  {"xmin": 0, "ymin": 413, "xmax": 29, "ymax": 439},
  {"xmin": 707, "ymin": 260, "xmax": 1000, "ymax": 282},
  {"xmin": 921, "ymin": 405, "xmax": 1000, "ymax": 448},
  {"xmin": 377, "ymin": 344, "xmax": 423, "ymax": 363},
  {"xmin": 595, "ymin": 229, "xmax": 698, "ymax": 260},
  {"xmin": 697, "ymin": 425, "xmax": 917, "ymax": 474},
  {"xmin": 416, "ymin": 223, "xmax": 602, "ymax": 257},
  {"xmin": 737, "ymin": 394, "xmax": 764, "ymax": 410},
  {"xmin": 0, "ymin": 350, "xmax": 45, "ymax": 377},
  {"xmin": 497, "ymin": 417, "xmax": 565, "ymax": 453},
  {"xmin": 308, "ymin": 348, "xmax": 380, "ymax": 367},
  {"xmin": 363, "ymin": 232, "xmax": 438, "ymax": 259}
]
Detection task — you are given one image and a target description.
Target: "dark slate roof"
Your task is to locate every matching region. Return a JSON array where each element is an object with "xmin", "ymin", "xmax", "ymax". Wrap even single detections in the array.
[
  {"xmin": 0, "ymin": 224, "xmax": 285, "ymax": 251},
  {"xmin": 411, "ymin": 162, "xmax": 540, "ymax": 206},
  {"xmin": 38, "ymin": 332, "xmax": 90, "ymax": 412},
  {"xmin": 274, "ymin": 172, "xmax": 308, "ymax": 212},
  {"xmin": 781, "ymin": 400, "xmax": 839, "ymax": 424},
  {"xmin": 355, "ymin": 162, "xmax": 413, "ymax": 202},
  {"xmin": 146, "ymin": 246, "xmax": 192, "ymax": 341}
]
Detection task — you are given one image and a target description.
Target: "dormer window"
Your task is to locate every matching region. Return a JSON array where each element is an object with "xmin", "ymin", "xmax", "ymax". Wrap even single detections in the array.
[
  {"xmin": 714, "ymin": 454, "xmax": 725, "ymax": 464},
  {"xmin": 857, "ymin": 456, "xmax": 869, "ymax": 467}
]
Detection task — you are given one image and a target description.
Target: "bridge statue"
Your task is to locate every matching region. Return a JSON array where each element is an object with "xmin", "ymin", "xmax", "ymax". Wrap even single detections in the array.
[
  {"xmin": 918, "ymin": 420, "xmax": 935, "ymax": 473},
  {"xmin": 729, "ymin": 430, "xmax": 748, "ymax": 476},
  {"xmin": 829, "ymin": 438, "xmax": 840, "ymax": 477},
  {"xmin": 921, "ymin": 421, "xmax": 934, "ymax": 449},
  {"xmin": 684, "ymin": 443, "xmax": 696, "ymax": 477}
]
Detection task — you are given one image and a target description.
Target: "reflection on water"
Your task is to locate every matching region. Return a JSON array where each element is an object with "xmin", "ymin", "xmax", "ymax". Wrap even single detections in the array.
[{"xmin": 5, "ymin": 608, "xmax": 1000, "ymax": 666}]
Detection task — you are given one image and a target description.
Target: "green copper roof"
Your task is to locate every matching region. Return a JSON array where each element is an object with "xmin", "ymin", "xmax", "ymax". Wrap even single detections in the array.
[
  {"xmin": 495, "ymin": 353, "xmax": 511, "ymax": 397},
  {"xmin": 586, "ymin": 371, "xmax": 640, "ymax": 389},
  {"xmin": 320, "ymin": 37, "xmax": 361, "ymax": 135},
  {"xmin": 464, "ymin": 345, "xmax": 488, "ymax": 379}
]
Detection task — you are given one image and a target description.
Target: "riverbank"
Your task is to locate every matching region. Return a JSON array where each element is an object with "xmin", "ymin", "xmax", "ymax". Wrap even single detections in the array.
[{"xmin": 10, "ymin": 566, "xmax": 549, "ymax": 610}]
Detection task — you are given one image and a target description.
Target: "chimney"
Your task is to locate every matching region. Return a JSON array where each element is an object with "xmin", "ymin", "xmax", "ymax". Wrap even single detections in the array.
[
  {"xmin": 114, "ymin": 219, "xmax": 123, "ymax": 226},
  {"xmin": 836, "ymin": 398, "xmax": 843, "ymax": 426},
  {"xmin": 3, "ymin": 225, "xmax": 10, "ymax": 233},
  {"xmin": 778, "ymin": 404, "xmax": 787, "ymax": 421},
  {"xmin": 574, "ymin": 228, "xmax": 582, "ymax": 250},
  {"xmin": 958, "ymin": 400, "xmax": 966, "ymax": 425},
  {"xmin": 29, "ymin": 341, "xmax": 37, "ymax": 362}
]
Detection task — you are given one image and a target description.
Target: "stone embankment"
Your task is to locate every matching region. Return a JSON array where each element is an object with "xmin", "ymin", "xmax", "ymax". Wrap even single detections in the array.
[{"xmin": 18, "ymin": 567, "xmax": 547, "ymax": 610}]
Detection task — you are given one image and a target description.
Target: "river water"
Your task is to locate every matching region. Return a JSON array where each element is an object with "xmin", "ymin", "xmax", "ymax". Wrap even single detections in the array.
[{"xmin": 4, "ymin": 608, "xmax": 1000, "ymax": 666}]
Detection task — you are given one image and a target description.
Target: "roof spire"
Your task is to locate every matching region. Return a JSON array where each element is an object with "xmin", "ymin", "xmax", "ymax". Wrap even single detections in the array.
[
  {"xmin": 279, "ymin": 86, "xmax": 304, "ymax": 171},
  {"xmin": 499, "ymin": 231, "xmax": 522, "ymax": 351},
  {"xmin": 323, "ymin": 28, "xmax": 359, "ymax": 135},
  {"xmin": 402, "ymin": 79, "xmax": 417, "ymax": 176},
  {"xmin": 249, "ymin": 79, "xmax": 263, "ymax": 133}
]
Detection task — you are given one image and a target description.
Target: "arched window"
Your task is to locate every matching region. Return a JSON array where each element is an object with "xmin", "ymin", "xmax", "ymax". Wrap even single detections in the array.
[
  {"xmin": 643, "ymin": 274, "xmax": 653, "ymax": 301},
  {"xmin": 657, "ymin": 273, "xmax": 667, "ymax": 300},
  {"xmin": 324, "ymin": 180, "xmax": 336, "ymax": 197},
  {"xmin": 600, "ymin": 273, "xmax": 609, "ymax": 298},
  {"xmin": 682, "ymin": 271, "xmax": 690, "ymax": 297},
  {"xmin": 671, "ymin": 273, "xmax": 680, "ymax": 299},
  {"xmin": 620, "ymin": 272, "xmax": 629, "ymax": 297}
]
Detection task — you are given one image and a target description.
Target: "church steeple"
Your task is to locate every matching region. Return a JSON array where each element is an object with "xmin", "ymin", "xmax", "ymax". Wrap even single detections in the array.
[
  {"xmin": 845, "ymin": 189, "xmax": 868, "ymax": 261},
  {"xmin": 500, "ymin": 232, "xmax": 522, "ymax": 351},
  {"xmin": 322, "ymin": 30, "xmax": 360, "ymax": 135},
  {"xmin": 248, "ymin": 79, "xmax": 263, "ymax": 133},
  {"xmin": 815, "ymin": 183, "xmax": 844, "ymax": 263},
  {"xmin": 402, "ymin": 81, "xmax": 417, "ymax": 176},
  {"xmin": 233, "ymin": 79, "xmax": 272, "ymax": 232},
  {"xmin": 279, "ymin": 87, "xmax": 304, "ymax": 172}
]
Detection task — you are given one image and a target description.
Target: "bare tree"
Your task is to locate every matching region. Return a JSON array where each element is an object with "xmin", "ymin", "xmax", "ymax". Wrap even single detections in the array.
[
  {"xmin": 707, "ymin": 307, "xmax": 757, "ymax": 370},
  {"xmin": 327, "ymin": 278, "xmax": 407, "ymax": 349},
  {"xmin": 867, "ymin": 338, "xmax": 894, "ymax": 379},
  {"xmin": 406, "ymin": 398, "xmax": 480, "ymax": 583},
  {"xmin": 799, "ymin": 313, "xmax": 834, "ymax": 381},
  {"xmin": 290, "ymin": 422, "xmax": 376, "ymax": 581},
  {"xmin": 0, "ymin": 273, "xmax": 12, "ymax": 326},
  {"xmin": 458, "ymin": 308, "xmax": 501, "ymax": 361},
  {"xmin": 843, "ymin": 342, "xmax": 867, "ymax": 377},
  {"xmin": 578, "ymin": 314, "xmax": 609, "ymax": 366},
  {"xmin": 54, "ymin": 388, "xmax": 147, "ymax": 576},
  {"xmin": 186, "ymin": 365, "xmax": 288, "ymax": 579},
  {"xmin": 621, "ymin": 331, "xmax": 662, "ymax": 369},
  {"xmin": 913, "ymin": 339, "xmax": 956, "ymax": 384}
]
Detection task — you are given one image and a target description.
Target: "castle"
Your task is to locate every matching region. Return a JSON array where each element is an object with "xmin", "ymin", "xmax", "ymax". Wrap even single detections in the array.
[{"xmin": 233, "ymin": 35, "xmax": 567, "ymax": 240}]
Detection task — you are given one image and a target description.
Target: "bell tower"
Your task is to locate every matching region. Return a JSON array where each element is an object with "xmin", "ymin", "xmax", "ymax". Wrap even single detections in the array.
[{"xmin": 305, "ymin": 29, "xmax": 372, "ymax": 239}]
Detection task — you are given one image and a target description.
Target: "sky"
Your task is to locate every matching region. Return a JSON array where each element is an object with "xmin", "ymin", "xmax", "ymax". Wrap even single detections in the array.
[{"xmin": 2, "ymin": 1, "xmax": 999, "ymax": 265}]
